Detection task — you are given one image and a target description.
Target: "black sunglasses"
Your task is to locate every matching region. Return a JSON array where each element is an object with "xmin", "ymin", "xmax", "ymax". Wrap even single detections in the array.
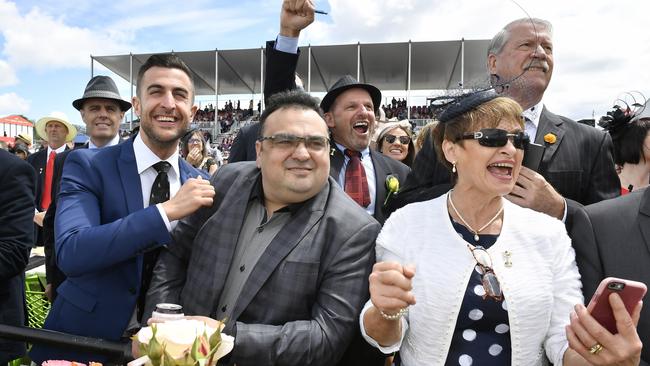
[
  {"xmin": 460, "ymin": 128, "xmax": 529, "ymax": 150},
  {"xmin": 384, "ymin": 134, "xmax": 411, "ymax": 145},
  {"xmin": 469, "ymin": 245, "xmax": 503, "ymax": 301}
]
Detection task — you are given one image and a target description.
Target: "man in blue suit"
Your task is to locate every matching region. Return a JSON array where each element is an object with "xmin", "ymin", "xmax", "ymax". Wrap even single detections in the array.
[{"xmin": 30, "ymin": 54, "xmax": 216, "ymax": 364}]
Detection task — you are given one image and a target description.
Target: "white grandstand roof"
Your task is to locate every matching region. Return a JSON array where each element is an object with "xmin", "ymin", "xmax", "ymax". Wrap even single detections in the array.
[{"xmin": 92, "ymin": 39, "xmax": 491, "ymax": 96}]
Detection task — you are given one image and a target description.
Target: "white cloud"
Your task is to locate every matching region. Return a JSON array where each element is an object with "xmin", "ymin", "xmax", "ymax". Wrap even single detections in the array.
[
  {"xmin": 0, "ymin": 0, "xmax": 131, "ymax": 70},
  {"xmin": 300, "ymin": 0, "xmax": 650, "ymax": 120},
  {"xmin": 0, "ymin": 92, "xmax": 30, "ymax": 115},
  {"xmin": 0, "ymin": 60, "xmax": 18, "ymax": 87}
]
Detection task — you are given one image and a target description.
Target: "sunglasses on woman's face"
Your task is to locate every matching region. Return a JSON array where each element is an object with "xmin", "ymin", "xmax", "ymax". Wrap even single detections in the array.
[
  {"xmin": 385, "ymin": 134, "xmax": 411, "ymax": 145},
  {"xmin": 460, "ymin": 128, "xmax": 529, "ymax": 150}
]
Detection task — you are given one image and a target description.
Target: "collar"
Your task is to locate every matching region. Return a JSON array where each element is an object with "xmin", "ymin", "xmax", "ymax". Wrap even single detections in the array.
[
  {"xmin": 89, "ymin": 134, "xmax": 121, "ymax": 149},
  {"xmin": 522, "ymin": 100, "xmax": 544, "ymax": 128},
  {"xmin": 249, "ymin": 173, "xmax": 305, "ymax": 215},
  {"xmin": 335, "ymin": 142, "xmax": 370, "ymax": 160},
  {"xmin": 133, "ymin": 133, "xmax": 180, "ymax": 178},
  {"xmin": 47, "ymin": 144, "xmax": 67, "ymax": 156}
]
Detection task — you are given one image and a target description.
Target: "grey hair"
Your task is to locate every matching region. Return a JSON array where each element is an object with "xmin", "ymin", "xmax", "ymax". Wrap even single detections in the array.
[{"xmin": 487, "ymin": 18, "xmax": 554, "ymax": 57}]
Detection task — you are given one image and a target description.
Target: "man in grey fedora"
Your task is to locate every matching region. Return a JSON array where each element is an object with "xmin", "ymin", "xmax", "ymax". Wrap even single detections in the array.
[{"xmin": 43, "ymin": 75, "xmax": 132, "ymax": 301}]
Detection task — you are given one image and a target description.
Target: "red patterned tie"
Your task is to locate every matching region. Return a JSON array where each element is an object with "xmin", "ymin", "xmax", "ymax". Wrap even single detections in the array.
[
  {"xmin": 41, "ymin": 150, "xmax": 56, "ymax": 210},
  {"xmin": 344, "ymin": 149, "xmax": 371, "ymax": 207}
]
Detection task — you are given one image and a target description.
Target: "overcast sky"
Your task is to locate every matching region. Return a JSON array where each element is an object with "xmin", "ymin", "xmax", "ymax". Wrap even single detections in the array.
[{"xmin": 0, "ymin": 0, "xmax": 648, "ymax": 126}]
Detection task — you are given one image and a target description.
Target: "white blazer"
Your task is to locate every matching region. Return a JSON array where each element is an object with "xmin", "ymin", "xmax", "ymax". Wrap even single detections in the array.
[{"xmin": 360, "ymin": 192, "xmax": 583, "ymax": 366}]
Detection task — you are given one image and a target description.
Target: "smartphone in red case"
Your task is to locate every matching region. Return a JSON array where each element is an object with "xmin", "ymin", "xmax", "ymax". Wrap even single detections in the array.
[{"xmin": 587, "ymin": 277, "xmax": 647, "ymax": 334}]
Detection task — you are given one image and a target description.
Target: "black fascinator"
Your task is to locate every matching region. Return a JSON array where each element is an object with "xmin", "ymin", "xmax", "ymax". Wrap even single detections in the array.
[
  {"xmin": 431, "ymin": 89, "xmax": 499, "ymax": 124},
  {"xmin": 598, "ymin": 92, "xmax": 646, "ymax": 141}
]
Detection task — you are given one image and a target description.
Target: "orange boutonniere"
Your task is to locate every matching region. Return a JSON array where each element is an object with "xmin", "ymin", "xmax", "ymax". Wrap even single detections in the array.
[{"xmin": 543, "ymin": 133, "xmax": 557, "ymax": 144}]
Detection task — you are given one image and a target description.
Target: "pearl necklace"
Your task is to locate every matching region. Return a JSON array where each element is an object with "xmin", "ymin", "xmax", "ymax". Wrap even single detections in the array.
[{"xmin": 447, "ymin": 191, "xmax": 504, "ymax": 242}]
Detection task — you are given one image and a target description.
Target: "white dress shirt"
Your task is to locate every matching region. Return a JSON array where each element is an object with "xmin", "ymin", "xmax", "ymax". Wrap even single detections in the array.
[
  {"xmin": 522, "ymin": 100, "xmax": 543, "ymax": 141},
  {"xmin": 132, "ymin": 133, "xmax": 181, "ymax": 231},
  {"xmin": 335, "ymin": 143, "xmax": 376, "ymax": 216},
  {"xmin": 88, "ymin": 134, "xmax": 121, "ymax": 149}
]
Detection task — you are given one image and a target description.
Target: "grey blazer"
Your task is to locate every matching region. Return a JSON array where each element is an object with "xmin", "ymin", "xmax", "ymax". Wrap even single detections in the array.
[
  {"xmin": 145, "ymin": 161, "xmax": 381, "ymax": 366},
  {"xmin": 571, "ymin": 188, "xmax": 650, "ymax": 365}
]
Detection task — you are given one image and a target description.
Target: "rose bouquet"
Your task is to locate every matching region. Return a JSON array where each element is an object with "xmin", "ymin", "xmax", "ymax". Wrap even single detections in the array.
[{"xmin": 129, "ymin": 318, "xmax": 234, "ymax": 366}]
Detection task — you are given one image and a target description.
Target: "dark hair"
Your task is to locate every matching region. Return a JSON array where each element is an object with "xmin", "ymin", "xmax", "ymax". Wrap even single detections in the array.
[
  {"xmin": 258, "ymin": 90, "xmax": 325, "ymax": 138},
  {"xmin": 180, "ymin": 129, "xmax": 209, "ymax": 158},
  {"xmin": 432, "ymin": 97, "xmax": 523, "ymax": 171},
  {"xmin": 136, "ymin": 54, "xmax": 195, "ymax": 103},
  {"xmin": 613, "ymin": 119, "xmax": 650, "ymax": 165},
  {"xmin": 377, "ymin": 125, "xmax": 416, "ymax": 167}
]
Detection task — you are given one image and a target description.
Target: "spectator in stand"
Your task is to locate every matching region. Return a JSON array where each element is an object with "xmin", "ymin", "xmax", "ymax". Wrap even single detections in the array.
[
  {"xmin": 41, "ymin": 75, "xmax": 132, "ymax": 302},
  {"xmin": 361, "ymin": 91, "xmax": 643, "ymax": 365},
  {"xmin": 30, "ymin": 54, "xmax": 214, "ymax": 364},
  {"xmin": 12, "ymin": 143, "xmax": 29, "ymax": 160},
  {"xmin": 28, "ymin": 112, "xmax": 77, "ymax": 247},
  {"xmin": 598, "ymin": 100, "xmax": 650, "ymax": 194},
  {"xmin": 180, "ymin": 129, "xmax": 218, "ymax": 175},
  {"xmin": 0, "ymin": 149, "xmax": 35, "ymax": 364},
  {"xmin": 375, "ymin": 122, "xmax": 415, "ymax": 167},
  {"xmin": 146, "ymin": 89, "xmax": 380, "ymax": 366}
]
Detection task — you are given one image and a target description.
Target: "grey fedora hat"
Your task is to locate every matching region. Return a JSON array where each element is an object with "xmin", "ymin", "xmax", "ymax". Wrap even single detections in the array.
[
  {"xmin": 320, "ymin": 75, "xmax": 381, "ymax": 113},
  {"xmin": 72, "ymin": 75, "xmax": 132, "ymax": 111}
]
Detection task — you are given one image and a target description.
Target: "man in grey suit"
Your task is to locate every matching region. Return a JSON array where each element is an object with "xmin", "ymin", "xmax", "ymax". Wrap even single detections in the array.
[
  {"xmin": 571, "ymin": 188, "xmax": 650, "ymax": 365},
  {"xmin": 145, "ymin": 90, "xmax": 381, "ymax": 365}
]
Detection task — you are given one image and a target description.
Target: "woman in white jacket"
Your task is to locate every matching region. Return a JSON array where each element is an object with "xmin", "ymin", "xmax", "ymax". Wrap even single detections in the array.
[{"xmin": 360, "ymin": 91, "xmax": 643, "ymax": 366}]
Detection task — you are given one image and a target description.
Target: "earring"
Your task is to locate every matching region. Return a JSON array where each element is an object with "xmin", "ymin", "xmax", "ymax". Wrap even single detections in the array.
[{"xmin": 452, "ymin": 161, "xmax": 457, "ymax": 173}]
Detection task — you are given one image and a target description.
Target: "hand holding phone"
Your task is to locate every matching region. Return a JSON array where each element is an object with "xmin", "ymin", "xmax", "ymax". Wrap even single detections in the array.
[{"xmin": 587, "ymin": 277, "xmax": 647, "ymax": 334}]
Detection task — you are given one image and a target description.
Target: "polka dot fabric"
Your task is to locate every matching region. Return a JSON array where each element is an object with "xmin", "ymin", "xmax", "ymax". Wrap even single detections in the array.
[{"xmin": 445, "ymin": 219, "xmax": 511, "ymax": 366}]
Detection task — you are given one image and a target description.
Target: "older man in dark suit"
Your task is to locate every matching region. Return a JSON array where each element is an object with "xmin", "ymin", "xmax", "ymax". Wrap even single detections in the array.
[
  {"xmin": 389, "ymin": 18, "xmax": 619, "ymax": 227},
  {"xmin": 42, "ymin": 75, "xmax": 131, "ymax": 302},
  {"xmin": 571, "ymin": 187, "xmax": 650, "ymax": 365},
  {"xmin": 146, "ymin": 90, "xmax": 380, "ymax": 366},
  {"xmin": 0, "ymin": 149, "xmax": 35, "ymax": 363}
]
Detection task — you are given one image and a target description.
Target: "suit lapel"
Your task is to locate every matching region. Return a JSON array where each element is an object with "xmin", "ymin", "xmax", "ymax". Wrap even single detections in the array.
[
  {"xmin": 230, "ymin": 180, "xmax": 329, "ymax": 321},
  {"xmin": 329, "ymin": 147, "xmax": 344, "ymax": 182},
  {"xmin": 370, "ymin": 150, "xmax": 388, "ymax": 218},
  {"xmin": 637, "ymin": 189, "xmax": 650, "ymax": 256},
  {"xmin": 536, "ymin": 108, "xmax": 566, "ymax": 170},
  {"xmin": 117, "ymin": 138, "xmax": 144, "ymax": 214}
]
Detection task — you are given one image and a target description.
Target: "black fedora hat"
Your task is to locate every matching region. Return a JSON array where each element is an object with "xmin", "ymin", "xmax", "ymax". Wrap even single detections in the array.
[
  {"xmin": 320, "ymin": 75, "xmax": 381, "ymax": 113},
  {"xmin": 72, "ymin": 75, "xmax": 132, "ymax": 111}
]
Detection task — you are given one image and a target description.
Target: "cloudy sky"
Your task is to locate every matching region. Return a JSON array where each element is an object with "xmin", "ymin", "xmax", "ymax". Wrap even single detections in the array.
[{"xmin": 0, "ymin": 0, "xmax": 648, "ymax": 127}]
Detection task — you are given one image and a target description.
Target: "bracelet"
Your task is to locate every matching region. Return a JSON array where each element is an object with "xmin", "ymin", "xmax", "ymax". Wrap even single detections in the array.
[{"xmin": 379, "ymin": 307, "xmax": 408, "ymax": 320}]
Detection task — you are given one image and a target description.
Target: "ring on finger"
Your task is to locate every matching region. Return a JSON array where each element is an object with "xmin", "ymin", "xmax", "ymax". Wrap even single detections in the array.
[{"xmin": 588, "ymin": 343, "xmax": 604, "ymax": 355}]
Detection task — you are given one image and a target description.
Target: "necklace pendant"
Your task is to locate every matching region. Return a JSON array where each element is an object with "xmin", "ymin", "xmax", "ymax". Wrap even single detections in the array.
[{"xmin": 473, "ymin": 233, "xmax": 480, "ymax": 242}]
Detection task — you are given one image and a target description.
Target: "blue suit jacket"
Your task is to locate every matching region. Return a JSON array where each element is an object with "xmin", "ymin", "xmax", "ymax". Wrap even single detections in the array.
[{"xmin": 30, "ymin": 137, "xmax": 207, "ymax": 363}]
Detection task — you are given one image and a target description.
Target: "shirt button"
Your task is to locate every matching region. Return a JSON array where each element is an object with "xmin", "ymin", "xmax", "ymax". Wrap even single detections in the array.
[
  {"xmin": 240, "ymin": 265, "xmax": 245, "ymax": 272},
  {"xmin": 257, "ymin": 226, "xmax": 264, "ymax": 233},
  {"xmin": 221, "ymin": 305, "xmax": 227, "ymax": 312}
]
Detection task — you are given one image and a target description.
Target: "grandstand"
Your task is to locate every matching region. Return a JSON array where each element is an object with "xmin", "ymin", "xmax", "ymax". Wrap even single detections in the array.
[{"xmin": 92, "ymin": 38, "xmax": 491, "ymax": 155}]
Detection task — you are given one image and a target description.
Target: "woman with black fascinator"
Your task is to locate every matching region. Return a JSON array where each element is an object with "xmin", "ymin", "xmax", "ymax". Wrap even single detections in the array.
[
  {"xmin": 599, "ymin": 98, "xmax": 650, "ymax": 195},
  {"xmin": 360, "ymin": 90, "xmax": 643, "ymax": 365}
]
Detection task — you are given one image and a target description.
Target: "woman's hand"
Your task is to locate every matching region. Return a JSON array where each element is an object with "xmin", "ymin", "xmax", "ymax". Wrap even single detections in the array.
[
  {"xmin": 369, "ymin": 261, "xmax": 417, "ymax": 316},
  {"xmin": 186, "ymin": 147, "xmax": 203, "ymax": 167},
  {"xmin": 565, "ymin": 293, "xmax": 643, "ymax": 365}
]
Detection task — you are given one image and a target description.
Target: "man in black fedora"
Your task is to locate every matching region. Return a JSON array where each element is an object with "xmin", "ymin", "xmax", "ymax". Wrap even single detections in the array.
[{"xmin": 42, "ymin": 75, "xmax": 132, "ymax": 301}]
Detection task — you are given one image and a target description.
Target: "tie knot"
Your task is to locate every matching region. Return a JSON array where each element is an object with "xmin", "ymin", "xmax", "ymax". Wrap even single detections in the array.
[
  {"xmin": 152, "ymin": 161, "xmax": 171, "ymax": 174},
  {"xmin": 49, "ymin": 150, "xmax": 57, "ymax": 159},
  {"xmin": 344, "ymin": 149, "xmax": 360, "ymax": 159}
]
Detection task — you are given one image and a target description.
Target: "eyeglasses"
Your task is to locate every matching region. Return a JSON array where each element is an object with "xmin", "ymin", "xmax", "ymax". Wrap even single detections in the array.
[
  {"xmin": 385, "ymin": 134, "xmax": 411, "ymax": 145},
  {"xmin": 258, "ymin": 133, "xmax": 330, "ymax": 152},
  {"xmin": 468, "ymin": 245, "xmax": 503, "ymax": 301},
  {"xmin": 460, "ymin": 128, "xmax": 529, "ymax": 150}
]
